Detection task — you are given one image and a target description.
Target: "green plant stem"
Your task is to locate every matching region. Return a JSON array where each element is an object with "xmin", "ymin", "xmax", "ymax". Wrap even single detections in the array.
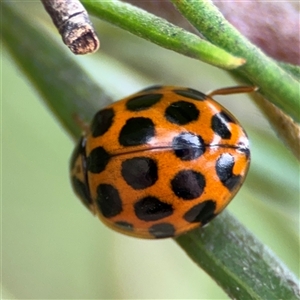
[
  {"xmin": 82, "ymin": 0, "xmax": 245, "ymax": 70},
  {"xmin": 279, "ymin": 62, "xmax": 300, "ymax": 80},
  {"xmin": 170, "ymin": 0, "xmax": 300, "ymax": 123},
  {"xmin": 176, "ymin": 211, "xmax": 300, "ymax": 300}
]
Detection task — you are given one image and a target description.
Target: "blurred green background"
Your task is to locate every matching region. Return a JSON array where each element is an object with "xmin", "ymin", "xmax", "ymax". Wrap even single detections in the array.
[{"xmin": 2, "ymin": 2, "xmax": 299, "ymax": 299}]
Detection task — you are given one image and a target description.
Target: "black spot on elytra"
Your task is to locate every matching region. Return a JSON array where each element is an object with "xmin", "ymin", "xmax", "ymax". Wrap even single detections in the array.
[
  {"xmin": 183, "ymin": 200, "xmax": 216, "ymax": 225},
  {"xmin": 119, "ymin": 117, "xmax": 155, "ymax": 146},
  {"xmin": 121, "ymin": 157, "xmax": 158, "ymax": 190},
  {"xmin": 239, "ymin": 146, "xmax": 250, "ymax": 159},
  {"xmin": 87, "ymin": 146, "xmax": 111, "ymax": 173},
  {"xmin": 165, "ymin": 101, "xmax": 200, "ymax": 125},
  {"xmin": 172, "ymin": 132, "xmax": 205, "ymax": 160},
  {"xmin": 91, "ymin": 108, "xmax": 115, "ymax": 137},
  {"xmin": 149, "ymin": 223, "xmax": 175, "ymax": 238},
  {"xmin": 173, "ymin": 88, "xmax": 207, "ymax": 101},
  {"xmin": 139, "ymin": 85, "xmax": 163, "ymax": 93},
  {"xmin": 134, "ymin": 196, "xmax": 173, "ymax": 221},
  {"xmin": 171, "ymin": 170, "xmax": 206, "ymax": 200},
  {"xmin": 211, "ymin": 111, "xmax": 235, "ymax": 139},
  {"xmin": 96, "ymin": 184, "xmax": 122, "ymax": 218},
  {"xmin": 216, "ymin": 153, "xmax": 242, "ymax": 191},
  {"xmin": 115, "ymin": 221, "xmax": 134, "ymax": 231},
  {"xmin": 126, "ymin": 93, "xmax": 163, "ymax": 111},
  {"xmin": 71, "ymin": 176, "xmax": 93, "ymax": 210}
]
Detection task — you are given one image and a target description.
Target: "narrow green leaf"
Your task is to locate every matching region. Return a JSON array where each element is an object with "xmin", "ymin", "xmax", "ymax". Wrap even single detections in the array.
[
  {"xmin": 1, "ymin": 1, "xmax": 112, "ymax": 139},
  {"xmin": 170, "ymin": 0, "xmax": 300, "ymax": 123},
  {"xmin": 176, "ymin": 211, "xmax": 300, "ymax": 300},
  {"xmin": 81, "ymin": 0, "xmax": 245, "ymax": 70}
]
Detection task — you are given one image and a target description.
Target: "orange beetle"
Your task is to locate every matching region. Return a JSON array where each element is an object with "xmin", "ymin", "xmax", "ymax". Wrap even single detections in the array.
[{"xmin": 70, "ymin": 85, "xmax": 254, "ymax": 238}]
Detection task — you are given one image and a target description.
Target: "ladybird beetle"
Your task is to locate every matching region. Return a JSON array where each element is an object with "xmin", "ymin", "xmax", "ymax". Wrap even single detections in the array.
[{"xmin": 70, "ymin": 85, "xmax": 252, "ymax": 239}]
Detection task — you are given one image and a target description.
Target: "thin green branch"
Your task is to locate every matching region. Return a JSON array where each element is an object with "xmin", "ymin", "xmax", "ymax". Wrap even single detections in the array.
[
  {"xmin": 81, "ymin": 0, "xmax": 245, "ymax": 70},
  {"xmin": 176, "ymin": 211, "xmax": 300, "ymax": 300},
  {"xmin": 170, "ymin": 0, "xmax": 300, "ymax": 123},
  {"xmin": 278, "ymin": 62, "xmax": 300, "ymax": 80}
]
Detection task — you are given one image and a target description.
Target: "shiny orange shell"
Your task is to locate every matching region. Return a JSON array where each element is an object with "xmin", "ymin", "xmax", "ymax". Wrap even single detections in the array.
[{"xmin": 70, "ymin": 86, "xmax": 250, "ymax": 239}]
